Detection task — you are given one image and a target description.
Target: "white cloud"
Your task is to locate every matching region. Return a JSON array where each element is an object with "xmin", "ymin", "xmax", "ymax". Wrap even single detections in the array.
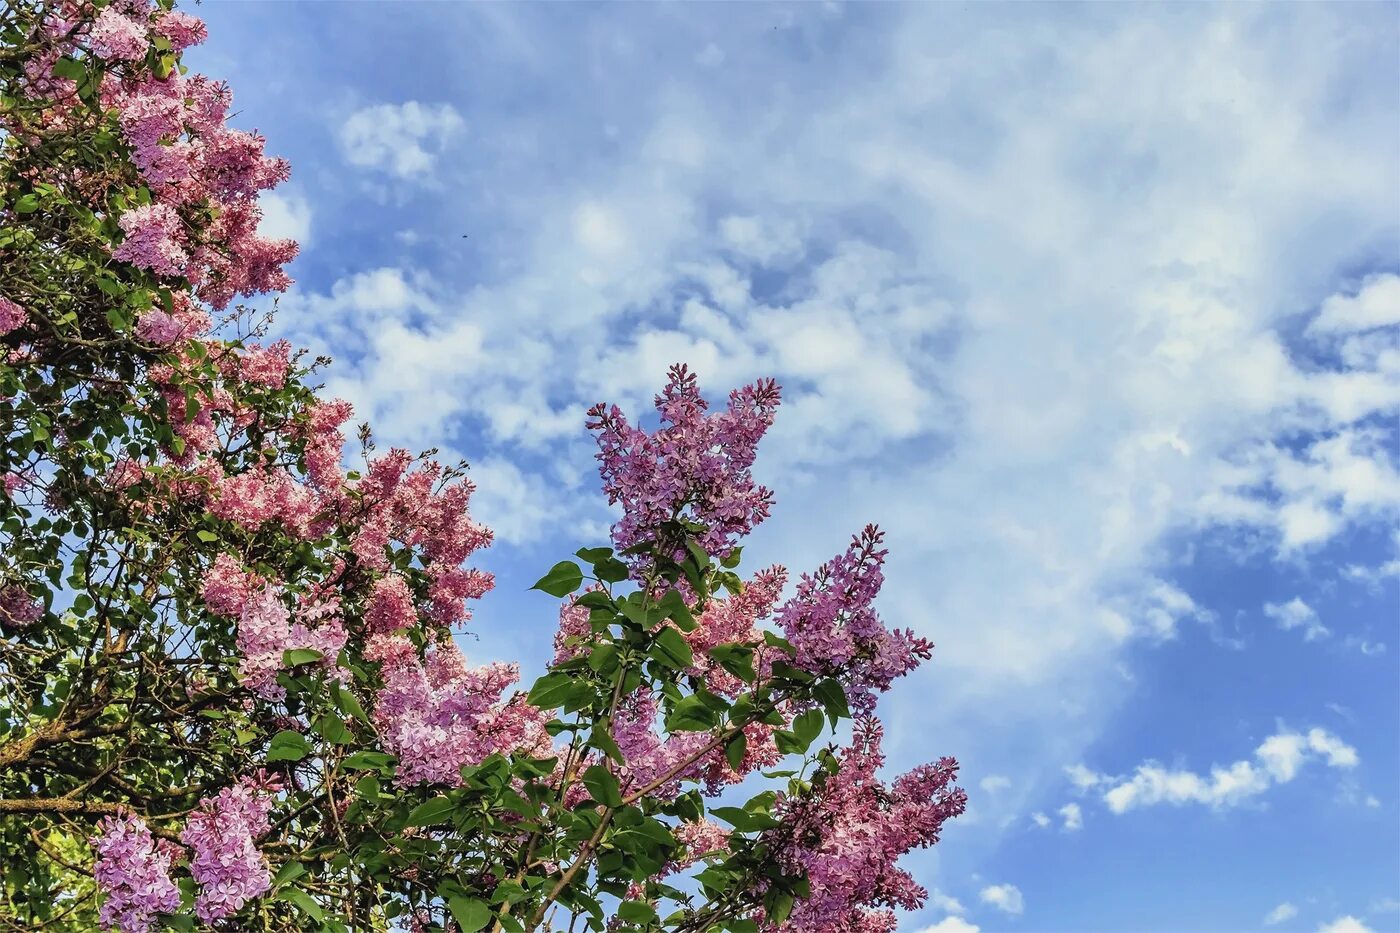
[
  {"xmin": 266, "ymin": 4, "xmax": 1400, "ymax": 882},
  {"xmin": 339, "ymin": 101, "xmax": 464, "ymax": 178},
  {"xmin": 1058, "ymin": 802, "xmax": 1083, "ymax": 831},
  {"xmin": 1265, "ymin": 902, "xmax": 1298, "ymax": 925},
  {"xmin": 1029, "ymin": 811, "xmax": 1051, "ymax": 829},
  {"xmin": 931, "ymin": 890, "xmax": 967, "ymax": 915},
  {"xmin": 1317, "ymin": 917, "xmax": 1374, "ymax": 933},
  {"xmin": 1065, "ymin": 763, "xmax": 1107, "ymax": 793},
  {"xmin": 1264, "ymin": 598, "xmax": 1331, "ymax": 642},
  {"xmin": 1308, "ymin": 274, "xmax": 1400, "ymax": 335},
  {"xmin": 979, "ymin": 883, "xmax": 1024, "ymax": 916},
  {"xmin": 1101, "ymin": 727, "xmax": 1358, "ymax": 814},
  {"xmin": 258, "ymin": 189, "xmax": 312, "ymax": 245},
  {"xmin": 980, "ymin": 775, "xmax": 1011, "ymax": 794},
  {"xmin": 916, "ymin": 918, "xmax": 981, "ymax": 933}
]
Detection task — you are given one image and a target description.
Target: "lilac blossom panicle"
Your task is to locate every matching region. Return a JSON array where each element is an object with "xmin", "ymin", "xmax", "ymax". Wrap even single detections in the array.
[
  {"xmin": 0, "ymin": 296, "xmax": 26, "ymax": 335},
  {"xmin": 587, "ymin": 364, "xmax": 781, "ymax": 570},
  {"xmin": 91, "ymin": 812, "xmax": 182, "ymax": 933},
  {"xmin": 181, "ymin": 772, "xmax": 281, "ymax": 923},
  {"xmin": 777, "ymin": 524, "xmax": 933, "ymax": 712},
  {"xmin": 764, "ymin": 718, "xmax": 966, "ymax": 933}
]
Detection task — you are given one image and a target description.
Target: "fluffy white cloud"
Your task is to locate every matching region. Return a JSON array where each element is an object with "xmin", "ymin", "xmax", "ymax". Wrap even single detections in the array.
[
  {"xmin": 1317, "ymin": 917, "xmax": 1374, "ymax": 933},
  {"xmin": 1265, "ymin": 902, "xmax": 1299, "ymax": 925},
  {"xmin": 1264, "ymin": 598, "xmax": 1331, "ymax": 642},
  {"xmin": 980, "ymin": 775, "xmax": 1012, "ymax": 794},
  {"xmin": 1309, "ymin": 274, "xmax": 1400, "ymax": 335},
  {"xmin": 931, "ymin": 890, "xmax": 967, "ymax": 915},
  {"xmin": 339, "ymin": 101, "xmax": 464, "ymax": 178},
  {"xmin": 1059, "ymin": 802, "xmax": 1083, "ymax": 831},
  {"xmin": 1029, "ymin": 811, "xmax": 1051, "ymax": 829},
  {"xmin": 1101, "ymin": 727, "xmax": 1358, "ymax": 813},
  {"xmin": 258, "ymin": 189, "xmax": 312, "ymax": 245},
  {"xmin": 916, "ymin": 918, "xmax": 981, "ymax": 933},
  {"xmin": 270, "ymin": 4, "xmax": 1400, "ymax": 880},
  {"xmin": 979, "ymin": 883, "xmax": 1024, "ymax": 916}
]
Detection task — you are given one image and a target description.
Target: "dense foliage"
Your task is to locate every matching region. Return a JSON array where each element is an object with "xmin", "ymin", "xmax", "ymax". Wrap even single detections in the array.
[{"xmin": 0, "ymin": 2, "xmax": 965, "ymax": 931}]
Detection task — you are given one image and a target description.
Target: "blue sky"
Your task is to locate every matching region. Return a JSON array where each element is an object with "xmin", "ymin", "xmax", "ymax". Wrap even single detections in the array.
[{"xmin": 190, "ymin": 4, "xmax": 1398, "ymax": 931}]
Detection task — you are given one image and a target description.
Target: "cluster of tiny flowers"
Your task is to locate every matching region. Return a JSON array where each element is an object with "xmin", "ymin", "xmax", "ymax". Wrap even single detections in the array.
[
  {"xmin": 686, "ymin": 566, "xmax": 788, "ymax": 696},
  {"xmin": 88, "ymin": 7, "xmax": 148, "ymax": 61},
  {"xmin": 181, "ymin": 773, "xmax": 281, "ymax": 923},
  {"xmin": 0, "ymin": 585, "xmax": 42, "ymax": 627},
  {"xmin": 763, "ymin": 719, "xmax": 967, "ymax": 933},
  {"xmin": 610, "ymin": 690, "xmax": 715, "ymax": 801},
  {"xmin": 134, "ymin": 310, "xmax": 184, "ymax": 345},
  {"xmin": 777, "ymin": 525, "xmax": 933, "ymax": 713},
  {"xmin": 349, "ymin": 449, "xmax": 494, "ymax": 625},
  {"xmin": 200, "ymin": 561, "xmax": 346, "ymax": 698},
  {"xmin": 372, "ymin": 635, "xmax": 552, "ymax": 786},
  {"xmin": 91, "ymin": 813, "xmax": 182, "ymax": 933},
  {"xmin": 39, "ymin": 2, "xmax": 303, "ymax": 307},
  {"xmin": 0, "ymin": 297, "xmax": 26, "ymax": 335},
  {"xmin": 587, "ymin": 364, "xmax": 781, "ymax": 568}
]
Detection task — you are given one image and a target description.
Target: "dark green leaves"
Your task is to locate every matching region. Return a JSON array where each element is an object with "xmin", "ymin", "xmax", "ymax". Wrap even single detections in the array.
[
  {"xmin": 664, "ymin": 691, "xmax": 727, "ymax": 733},
  {"xmin": 446, "ymin": 896, "xmax": 492, "ymax": 932},
  {"xmin": 281, "ymin": 647, "xmax": 322, "ymax": 667},
  {"xmin": 266, "ymin": 729, "xmax": 310, "ymax": 762},
  {"xmin": 527, "ymin": 671, "xmax": 575, "ymax": 710},
  {"xmin": 532, "ymin": 560, "xmax": 583, "ymax": 597},
  {"xmin": 649, "ymin": 626, "xmax": 694, "ymax": 670},
  {"xmin": 403, "ymin": 796, "xmax": 454, "ymax": 827},
  {"xmin": 583, "ymin": 765, "xmax": 624, "ymax": 808},
  {"xmin": 708, "ymin": 643, "xmax": 756, "ymax": 682},
  {"xmin": 617, "ymin": 901, "xmax": 658, "ymax": 924},
  {"xmin": 708, "ymin": 806, "xmax": 782, "ymax": 833}
]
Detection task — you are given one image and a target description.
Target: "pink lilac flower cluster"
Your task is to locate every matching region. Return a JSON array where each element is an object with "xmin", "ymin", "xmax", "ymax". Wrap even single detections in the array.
[
  {"xmin": 685, "ymin": 566, "xmax": 787, "ymax": 696},
  {"xmin": 587, "ymin": 364, "xmax": 781, "ymax": 568},
  {"xmin": 349, "ymin": 449, "xmax": 494, "ymax": 625},
  {"xmin": 371, "ymin": 634, "xmax": 551, "ymax": 786},
  {"xmin": 66, "ymin": 4, "xmax": 300, "ymax": 307},
  {"xmin": 88, "ymin": 7, "xmax": 148, "ymax": 61},
  {"xmin": 111, "ymin": 203, "xmax": 189, "ymax": 278},
  {"xmin": 776, "ymin": 525, "xmax": 933, "ymax": 713},
  {"xmin": 209, "ymin": 468, "xmax": 322, "ymax": 539},
  {"xmin": 0, "ymin": 585, "xmax": 42, "ymax": 628},
  {"xmin": 200, "ymin": 560, "xmax": 347, "ymax": 699},
  {"xmin": 134, "ymin": 310, "xmax": 183, "ymax": 345},
  {"xmin": 181, "ymin": 772, "xmax": 281, "ymax": 923},
  {"xmin": 763, "ymin": 719, "xmax": 966, "ymax": 933},
  {"xmin": 300, "ymin": 397, "xmax": 353, "ymax": 489},
  {"xmin": 0, "ymin": 297, "xmax": 26, "ymax": 335},
  {"xmin": 91, "ymin": 812, "xmax": 182, "ymax": 933}
]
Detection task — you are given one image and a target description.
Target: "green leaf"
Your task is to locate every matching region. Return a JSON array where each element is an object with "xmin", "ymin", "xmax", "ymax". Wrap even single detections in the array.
[
  {"xmin": 762, "ymin": 630, "xmax": 797, "ymax": 654},
  {"xmin": 617, "ymin": 901, "xmax": 658, "ymax": 924},
  {"xmin": 50, "ymin": 56, "xmax": 85, "ymax": 81},
  {"xmin": 586, "ymin": 643, "xmax": 620, "ymax": 674},
  {"xmin": 271, "ymin": 861, "xmax": 306, "ymax": 889},
  {"xmin": 282, "ymin": 647, "xmax": 322, "ymax": 667},
  {"xmin": 333, "ymin": 683, "xmax": 369, "ymax": 723},
  {"xmin": 404, "ymin": 796, "xmax": 454, "ymax": 827},
  {"xmin": 526, "ymin": 671, "xmax": 574, "ymax": 710},
  {"xmin": 708, "ymin": 806, "xmax": 782, "ymax": 833},
  {"xmin": 576, "ymin": 546, "xmax": 613, "ymax": 563},
  {"xmin": 649, "ymin": 626, "xmax": 694, "ymax": 670},
  {"xmin": 793, "ymin": 709, "xmax": 825, "ymax": 746},
  {"xmin": 315, "ymin": 714, "xmax": 352, "ymax": 744},
  {"xmin": 774, "ymin": 729, "xmax": 807, "ymax": 756},
  {"xmin": 447, "ymin": 897, "xmax": 492, "ymax": 932},
  {"xmin": 266, "ymin": 730, "xmax": 310, "ymax": 762},
  {"xmin": 658, "ymin": 589, "xmax": 696, "ymax": 632},
  {"xmin": 343, "ymin": 750, "xmax": 395, "ymax": 770},
  {"xmin": 665, "ymin": 694, "xmax": 721, "ymax": 733},
  {"xmin": 583, "ymin": 765, "xmax": 624, "ymax": 808},
  {"xmin": 13, "ymin": 194, "xmax": 39, "ymax": 214},
  {"xmin": 708, "ymin": 643, "xmax": 756, "ymax": 683},
  {"xmin": 725, "ymin": 730, "xmax": 748, "ymax": 772},
  {"xmin": 532, "ymin": 560, "xmax": 583, "ymax": 597},
  {"xmin": 812, "ymin": 678, "xmax": 850, "ymax": 724},
  {"xmin": 277, "ymin": 888, "xmax": 323, "ymax": 921},
  {"xmin": 590, "ymin": 725, "xmax": 624, "ymax": 765}
]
